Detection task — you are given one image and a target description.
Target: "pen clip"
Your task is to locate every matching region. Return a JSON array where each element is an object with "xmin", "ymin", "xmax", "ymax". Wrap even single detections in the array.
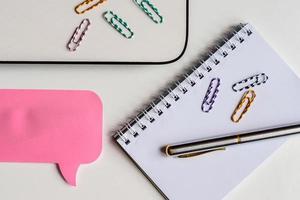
[{"xmin": 177, "ymin": 147, "xmax": 226, "ymax": 158}]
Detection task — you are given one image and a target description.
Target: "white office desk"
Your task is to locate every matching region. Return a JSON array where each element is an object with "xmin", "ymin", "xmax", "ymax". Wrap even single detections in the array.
[{"xmin": 0, "ymin": 0, "xmax": 300, "ymax": 199}]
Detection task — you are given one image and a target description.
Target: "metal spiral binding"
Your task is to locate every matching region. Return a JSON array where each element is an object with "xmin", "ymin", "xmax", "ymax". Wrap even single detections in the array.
[
  {"xmin": 135, "ymin": 116, "xmax": 147, "ymax": 130},
  {"xmin": 184, "ymin": 74, "xmax": 196, "ymax": 86},
  {"xmin": 126, "ymin": 124, "xmax": 138, "ymax": 137},
  {"xmin": 143, "ymin": 110, "xmax": 155, "ymax": 123},
  {"xmin": 224, "ymin": 36, "xmax": 236, "ymax": 50},
  {"xmin": 216, "ymin": 45, "xmax": 229, "ymax": 57},
  {"xmin": 160, "ymin": 95, "xmax": 171, "ymax": 108},
  {"xmin": 117, "ymin": 130, "xmax": 130, "ymax": 144},
  {"xmin": 200, "ymin": 59, "xmax": 212, "ymax": 72},
  {"xmin": 176, "ymin": 81, "xmax": 188, "ymax": 94},
  {"xmin": 234, "ymin": 30, "xmax": 245, "ymax": 43},
  {"xmin": 151, "ymin": 102, "xmax": 163, "ymax": 115},
  {"xmin": 192, "ymin": 66, "xmax": 204, "ymax": 79},
  {"xmin": 168, "ymin": 89, "xmax": 180, "ymax": 101},
  {"xmin": 209, "ymin": 52, "xmax": 220, "ymax": 65},
  {"xmin": 114, "ymin": 23, "xmax": 253, "ymax": 145}
]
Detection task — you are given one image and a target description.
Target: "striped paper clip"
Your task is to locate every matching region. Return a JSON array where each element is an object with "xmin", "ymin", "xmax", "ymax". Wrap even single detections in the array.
[
  {"xmin": 67, "ymin": 19, "xmax": 90, "ymax": 52},
  {"xmin": 103, "ymin": 11, "xmax": 134, "ymax": 39},
  {"xmin": 75, "ymin": 0, "xmax": 107, "ymax": 15},
  {"xmin": 232, "ymin": 73, "xmax": 268, "ymax": 92},
  {"xmin": 231, "ymin": 90, "xmax": 256, "ymax": 123},
  {"xmin": 133, "ymin": 0, "xmax": 163, "ymax": 24},
  {"xmin": 202, "ymin": 78, "xmax": 221, "ymax": 113}
]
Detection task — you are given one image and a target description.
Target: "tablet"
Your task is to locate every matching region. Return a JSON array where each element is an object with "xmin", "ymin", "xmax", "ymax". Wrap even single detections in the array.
[{"xmin": 0, "ymin": 0, "xmax": 188, "ymax": 64}]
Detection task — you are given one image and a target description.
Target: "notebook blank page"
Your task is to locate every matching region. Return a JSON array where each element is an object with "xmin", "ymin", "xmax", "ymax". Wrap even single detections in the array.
[{"xmin": 117, "ymin": 25, "xmax": 300, "ymax": 200}]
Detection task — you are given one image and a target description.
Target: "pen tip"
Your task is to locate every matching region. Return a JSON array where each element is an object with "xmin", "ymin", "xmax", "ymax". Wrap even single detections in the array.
[{"xmin": 162, "ymin": 145, "xmax": 171, "ymax": 156}]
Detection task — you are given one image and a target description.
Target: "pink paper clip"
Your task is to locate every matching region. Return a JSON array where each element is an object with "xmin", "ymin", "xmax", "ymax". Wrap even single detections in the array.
[{"xmin": 67, "ymin": 19, "xmax": 91, "ymax": 51}]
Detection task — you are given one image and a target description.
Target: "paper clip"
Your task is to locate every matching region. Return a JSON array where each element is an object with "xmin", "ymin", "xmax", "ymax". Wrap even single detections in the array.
[
  {"xmin": 67, "ymin": 19, "xmax": 90, "ymax": 52},
  {"xmin": 133, "ymin": 0, "xmax": 163, "ymax": 24},
  {"xmin": 202, "ymin": 78, "xmax": 221, "ymax": 113},
  {"xmin": 103, "ymin": 11, "xmax": 134, "ymax": 39},
  {"xmin": 231, "ymin": 90, "xmax": 256, "ymax": 123},
  {"xmin": 232, "ymin": 73, "xmax": 268, "ymax": 92},
  {"xmin": 75, "ymin": 0, "xmax": 107, "ymax": 15}
]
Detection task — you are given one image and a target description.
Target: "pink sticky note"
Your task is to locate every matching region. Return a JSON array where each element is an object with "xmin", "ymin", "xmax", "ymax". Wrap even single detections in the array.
[{"xmin": 0, "ymin": 89, "xmax": 103, "ymax": 186}]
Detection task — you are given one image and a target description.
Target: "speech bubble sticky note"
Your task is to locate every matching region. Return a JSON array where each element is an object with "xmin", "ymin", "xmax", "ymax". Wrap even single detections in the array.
[{"xmin": 0, "ymin": 89, "xmax": 103, "ymax": 186}]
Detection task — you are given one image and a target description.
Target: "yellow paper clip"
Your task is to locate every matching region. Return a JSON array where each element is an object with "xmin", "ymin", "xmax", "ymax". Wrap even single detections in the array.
[
  {"xmin": 231, "ymin": 90, "xmax": 256, "ymax": 123},
  {"xmin": 75, "ymin": 0, "xmax": 107, "ymax": 15}
]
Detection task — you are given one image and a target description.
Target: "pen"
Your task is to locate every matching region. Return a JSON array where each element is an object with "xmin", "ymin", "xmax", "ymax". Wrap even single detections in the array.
[{"xmin": 164, "ymin": 123, "xmax": 300, "ymax": 158}]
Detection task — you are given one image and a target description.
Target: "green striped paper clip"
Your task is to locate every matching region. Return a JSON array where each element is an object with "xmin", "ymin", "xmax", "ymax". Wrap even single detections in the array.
[
  {"xmin": 103, "ymin": 11, "xmax": 134, "ymax": 39},
  {"xmin": 133, "ymin": 0, "xmax": 163, "ymax": 24}
]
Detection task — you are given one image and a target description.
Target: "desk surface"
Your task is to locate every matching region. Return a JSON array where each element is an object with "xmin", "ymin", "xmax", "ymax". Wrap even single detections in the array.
[{"xmin": 1, "ymin": 0, "xmax": 300, "ymax": 200}]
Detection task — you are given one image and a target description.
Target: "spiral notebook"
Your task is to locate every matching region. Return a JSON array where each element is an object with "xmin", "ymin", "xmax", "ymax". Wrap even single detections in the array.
[{"xmin": 114, "ymin": 23, "xmax": 300, "ymax": 200}]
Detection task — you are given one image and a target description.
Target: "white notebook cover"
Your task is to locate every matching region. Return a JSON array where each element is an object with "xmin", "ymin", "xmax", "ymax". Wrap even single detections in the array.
[{"xmin": 115, "ymin": 24, "xmax": 300, "ymax": 200}]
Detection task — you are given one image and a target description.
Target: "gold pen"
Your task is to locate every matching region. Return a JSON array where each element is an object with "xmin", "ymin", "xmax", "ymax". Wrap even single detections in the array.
[{"xmin": 164, "ymin": 123, "xmax": 300, "ymax": 158}]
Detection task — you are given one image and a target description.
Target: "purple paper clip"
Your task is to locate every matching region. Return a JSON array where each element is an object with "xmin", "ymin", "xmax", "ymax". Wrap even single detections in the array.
[
  {"xmin": 202, "ymin": 78, "xmax": 221, "ymax": 113},
  {"xmin": 67, "ymin": 18, "xmax": 91, "ymax": 52}
]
